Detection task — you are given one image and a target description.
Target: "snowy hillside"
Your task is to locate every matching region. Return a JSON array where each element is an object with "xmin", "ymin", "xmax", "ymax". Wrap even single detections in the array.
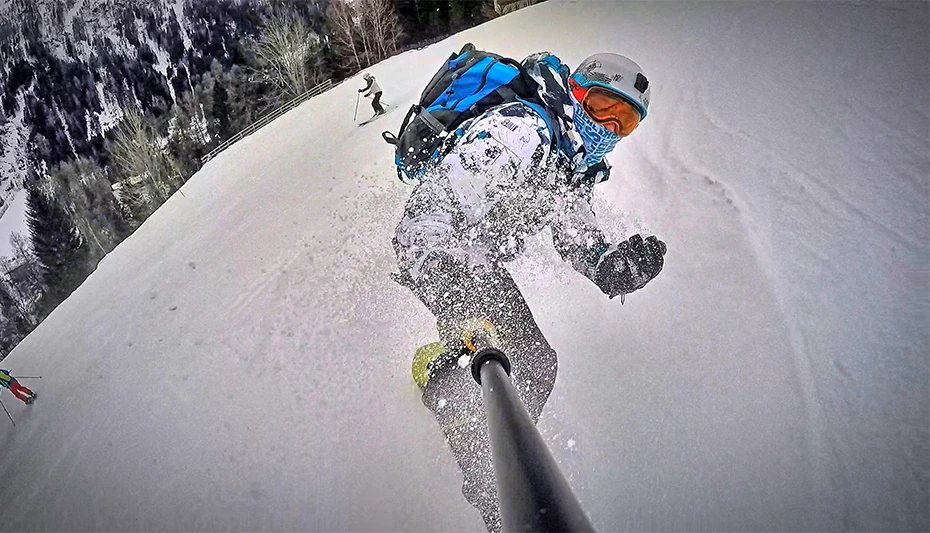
[
  {"xmin": 0, "ymin": 0, "xmax": 314, "ymax": 211},
  {"xmin": 1, "ymin": 2, "xmax": 927, "ymax": 531}
]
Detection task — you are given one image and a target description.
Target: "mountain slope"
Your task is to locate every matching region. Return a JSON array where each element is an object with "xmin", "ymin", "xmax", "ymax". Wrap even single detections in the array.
[
  {"xmin": 0, "ymin": 1, "xmax": 927, "ymax": 531},
  {"xmin": 0, "ymin": 0, "xmax": 310, "ymax": 212}
]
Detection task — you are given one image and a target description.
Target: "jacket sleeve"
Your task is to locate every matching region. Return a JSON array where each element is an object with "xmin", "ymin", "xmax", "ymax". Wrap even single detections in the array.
[
  {"xmin": 550, "ymin": 181, "xmax": 610, "ymax": 282},
  {"xmin": 359, "ymin": 78, "xmax": 373, "ymax": 94}
]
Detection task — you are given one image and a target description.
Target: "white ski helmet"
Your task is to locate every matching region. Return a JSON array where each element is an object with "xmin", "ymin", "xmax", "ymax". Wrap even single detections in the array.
[{"xmin": 570, "ymin": 53, "xmax": 650, "ymax": 120}]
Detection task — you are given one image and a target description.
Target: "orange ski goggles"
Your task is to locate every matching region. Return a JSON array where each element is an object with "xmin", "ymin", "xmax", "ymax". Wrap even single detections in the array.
[{"xmin": 569, "ymin": 78, "xmax": 642, "ymax": 137}]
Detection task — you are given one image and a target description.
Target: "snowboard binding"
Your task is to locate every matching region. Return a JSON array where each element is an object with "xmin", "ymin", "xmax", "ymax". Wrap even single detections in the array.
[{"xmin": 412, "ymin": 318, "xmax": 500, "ymax": 390}]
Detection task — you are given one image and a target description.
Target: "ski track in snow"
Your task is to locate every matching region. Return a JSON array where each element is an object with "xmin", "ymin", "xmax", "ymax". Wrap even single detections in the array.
[{"xmin": 0, "ymin": 2, "xmax": 927, "ymax": 531}]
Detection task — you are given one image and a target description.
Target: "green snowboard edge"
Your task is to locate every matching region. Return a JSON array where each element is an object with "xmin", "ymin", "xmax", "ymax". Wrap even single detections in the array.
[{"xmin": 412, "ymin": 342, "xmax": 446, "ymax": 390}]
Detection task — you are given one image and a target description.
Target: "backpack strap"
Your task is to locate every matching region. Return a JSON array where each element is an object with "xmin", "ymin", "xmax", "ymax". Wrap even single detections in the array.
[
  {"xmin": 416, "ymin": 106, "xmax": 445, "ymax": 135},
  {"xmin": 521, "ymin": 53, "xmax": 578, "ymax": 160},
  {"xmin": 384, "ymin": 105, "xmax": 419, "ymax": 146},
  {"xmin": 515, "ymin": 97, "xmax": 560, "ymax": 151}
]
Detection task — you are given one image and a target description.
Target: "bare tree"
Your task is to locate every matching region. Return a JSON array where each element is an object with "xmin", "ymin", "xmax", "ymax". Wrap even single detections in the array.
[
  {"xmin": 109, "ymin": 108, "xmax": 182, "ymax": 221},
  {"xmin": 9, "ymin": 232, "xmax": 42, "ymax": 294},
  {"xmin": 0, "ymin": 258, "xmax": 36, "ymax": 330},
  {"xmin": 9, "ymin": 232, "xmax": 32, "ymax": 265},
  {"xmin": 494, "ymin": 0, "xmax": 540, "ymax": 15},
  {"xmin": 327, "ymin": 0, "xmax": 401, "ymax": 72},
  {"xmin": 327, "ymin": 0, "xmax": 363, "ymax": 72},
  {"xmin": 362, "ymin": 0, "xmax": 401, "ymax": 61},
  {"xmin": 481, "ymin": 0, "xmax": 503, "ymax": 20},
  {"xmin": 251, "ymin": 14, "xmax": 327, "ymax": 107}
]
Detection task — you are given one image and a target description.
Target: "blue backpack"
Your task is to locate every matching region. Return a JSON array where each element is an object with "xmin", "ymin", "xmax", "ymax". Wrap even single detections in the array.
[{"xmin": 382, "ymin": 43, "xmax": 562, "ymax": 184}]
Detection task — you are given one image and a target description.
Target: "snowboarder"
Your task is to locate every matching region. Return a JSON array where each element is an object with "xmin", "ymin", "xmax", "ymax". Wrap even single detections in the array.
[
  {"xmin": 358, "ymin": 74, "xmax": 385, "ymax": 118},
  {"xmin": 0, "ymin": 368, "xmax": 36, "ymax": 405},
  {"xmin": 393, "ymin": 51, "xmax": 667, "ymax": 531}
]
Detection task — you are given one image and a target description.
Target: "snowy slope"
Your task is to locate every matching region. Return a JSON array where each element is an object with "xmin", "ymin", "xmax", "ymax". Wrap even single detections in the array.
[{"xmin": 1, "ymin": 2, "xmax": 927, "ymax": 531}]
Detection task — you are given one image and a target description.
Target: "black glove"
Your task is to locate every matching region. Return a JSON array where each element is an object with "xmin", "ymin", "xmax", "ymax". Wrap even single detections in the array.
[{"xmin": 594, "ymin": 234, "xmax": 667, "ymax": 299}]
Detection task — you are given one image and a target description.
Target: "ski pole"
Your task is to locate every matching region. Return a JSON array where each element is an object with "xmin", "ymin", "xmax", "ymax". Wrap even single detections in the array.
[
  {"xmin": 0, "ymin": 396, "xmax": 14, "ymax": 427},
  {"xmin": 16, "ymin": 376, "xmax": 41, "ymax": 379},
  {"xmin": 353, "ymin": 92, "xmax": 361, "ymax": 121}
]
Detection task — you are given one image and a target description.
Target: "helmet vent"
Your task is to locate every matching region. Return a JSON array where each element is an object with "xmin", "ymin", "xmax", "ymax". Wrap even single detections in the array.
[{"xmin": 634, "ymin": 73, "xmax": 649, "ymax": 93}]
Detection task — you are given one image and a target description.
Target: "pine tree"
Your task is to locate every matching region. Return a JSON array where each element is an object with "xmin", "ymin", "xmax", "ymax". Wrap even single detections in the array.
[
  {"xmin": 211, "ymin": 68, "xmax": 232, "ymax": 140},
  {"xmin": 26, "ymin": 187, "xmax": 93, "ymax": 316},
  {"xmin": 47, "ymin": 158, "xmax": 132, "ymax": 263}
]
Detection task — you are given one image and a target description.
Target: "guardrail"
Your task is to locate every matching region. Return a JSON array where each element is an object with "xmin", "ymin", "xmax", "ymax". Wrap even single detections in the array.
[{"xmin": 201, "ymin": 79, "xmax": 334, "ymax": 164}]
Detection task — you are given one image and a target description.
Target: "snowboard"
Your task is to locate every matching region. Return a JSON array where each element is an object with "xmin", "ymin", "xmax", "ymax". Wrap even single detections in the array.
[{"xmin": 412, "ymin": 342, "xmax": 446, "ymax": 390}]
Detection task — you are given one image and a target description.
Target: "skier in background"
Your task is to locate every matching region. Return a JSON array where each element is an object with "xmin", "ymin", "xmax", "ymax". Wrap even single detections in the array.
[
  {"xmin": 358, "ymin": 74, "xmax": 385, "ymax": 118},
  {"xmin": 0, "ymin": 368, "xmax": 36, "ymax": 404},
  {"xmin": 393, "ymin": 51, "xmax": 666, "ymax": 531}
]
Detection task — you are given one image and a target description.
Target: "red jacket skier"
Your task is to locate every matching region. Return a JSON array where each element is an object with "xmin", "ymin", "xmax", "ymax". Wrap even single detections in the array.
[{"xmin": 0, "ymin": 369, "xmax": 36, "ymax": 404}]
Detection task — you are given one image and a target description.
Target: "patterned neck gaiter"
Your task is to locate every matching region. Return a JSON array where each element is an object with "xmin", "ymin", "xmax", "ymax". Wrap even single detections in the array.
[{"xmin": 572, "ymin": 101, "xmax": 620, "ymax": 167}]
